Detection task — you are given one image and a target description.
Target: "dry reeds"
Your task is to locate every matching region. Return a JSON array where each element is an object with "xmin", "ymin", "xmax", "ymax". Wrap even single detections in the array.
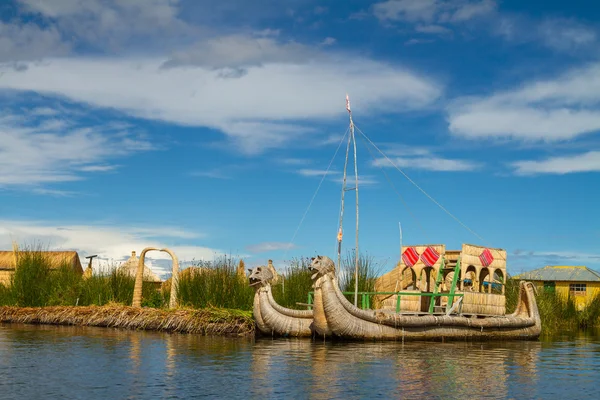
[
  {"xmin": 460, "ymin": 292, "xmax": 506, "ymax": 315},
  {"xmin": 0, "ymin": 305, "xmax": 254, "ymax": 336}
]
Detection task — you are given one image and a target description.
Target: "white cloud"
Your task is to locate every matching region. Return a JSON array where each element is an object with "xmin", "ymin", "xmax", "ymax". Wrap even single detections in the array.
[
  {"xmin": 370, "ymin": 145, "xmax": 479, "ymax": 171},
  {"xmin": 16, "ymin": 0, "xmax": 192, "ymax": 54},
  {"xmin": 162, "ymin": 34, "xmax": 318, "ymax": 69},
  {"xmin": 491, "ymin": 15, "xmax": 598, "ymax": 53},
  {"xmin": 374, "ymin": 0, "xmax": 439, "ymax": 23},
  {"xmin": 297, "ymin": 168, "xmax": 336, "ymax": 177},
  {"xmin": 0, "ymin": 53, "xmax": 441, "ymax": 155},
  {"xmin": 511, "ymin": 151, "xmax": 600, "ymax": 175},
  {"xmin": 246, "ymin": 242, "xmax": 296, "ymax": 253},
  {"xmin": 0, "ymin": 21, "xmax": 70, "ymax": 62},
  {"xmin": 446, "ymin": 0, "xmax": 496, "ymax": 23},
  {"xmin": 373, "ymin": 0, "xmax": 496, "ymax": 24},
  {"xmin": 0, "ymin": 220, "xmax": 223, "ymax": 278},
  {"xmin": 405, "ymin": 38, "xmax": 435, "ymax": 45},
  {"xmin": 448, "ymin": 62, "xmax": 600, "ymax": 141},
  {"xmin": 373, "ymin": 155, "xmax": 478, "ymax": 171},
  {"xmin": 415, "ymin": 24, "xmax": 452, "ymax": 34},
  {"xmin": 320, "ymin": 37, "xmax": 337, "ymax": 46},
  {"xmin": 30, "ymin": 188, "xmax": 79, "ymax": 197},
  {"xmin": 537, "ymin": 18, "xmax": 597, "ymax": 52},
  {"xmin": 277, "ymin": 157, "xmax": 311, "ymax": 166},
  {"xmin": 0, "ymin": 105, "xmax": 152, "ymax": 188},
  {"xmin": 190, "ymin": 169, "xmax": 232, "ymax": 179},
  {"xmin": 78, "ymin": 165, "xmax": 118, "ymax": 172}
]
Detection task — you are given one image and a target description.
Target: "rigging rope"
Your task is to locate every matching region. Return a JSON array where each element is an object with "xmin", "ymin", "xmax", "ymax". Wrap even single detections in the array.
[
  {"xmin": 356, "ymin": 129, "xmax": 430, "ymax": 241},
  {"xmin": 354, "ymin": 124, "xmax": 489, "ymax": 246},
  {"xmin": 282, "ymin": 127, "xmax": 350, "ymax": 262}
]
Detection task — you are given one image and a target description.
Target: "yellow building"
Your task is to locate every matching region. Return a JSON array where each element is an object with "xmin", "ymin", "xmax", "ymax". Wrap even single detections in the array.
[{"xmin": 515, "ymin": 266, "xmax": 600, "ymax": 310}]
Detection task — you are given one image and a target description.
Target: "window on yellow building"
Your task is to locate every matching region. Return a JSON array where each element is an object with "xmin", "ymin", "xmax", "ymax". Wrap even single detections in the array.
[
  {"xmin": 543, "ymin": 281, "xmax": 555, "ymax": 293},
  {"xmin": 569, "ymin": 283, "xmax": 586, "ymax": 295}
]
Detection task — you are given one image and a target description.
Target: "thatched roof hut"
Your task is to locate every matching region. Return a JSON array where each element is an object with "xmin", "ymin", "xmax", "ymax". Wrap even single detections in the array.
[
  {"xmin": 0, "ymin": 250, "xmax": 84, "ymax": 285},
  {"xmin": 118, "ymin": 251, "xmax": 162, "ymax": 285}
]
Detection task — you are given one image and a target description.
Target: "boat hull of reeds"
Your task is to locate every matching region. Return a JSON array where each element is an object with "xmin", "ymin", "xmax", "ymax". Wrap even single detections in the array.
[
  {"xmin": 249, "ymin": 263, "xmax": 315, "ymax": 337},
  {"xmin": 308, "ymin": 256, "xmax": 542, "ymax": 341}
]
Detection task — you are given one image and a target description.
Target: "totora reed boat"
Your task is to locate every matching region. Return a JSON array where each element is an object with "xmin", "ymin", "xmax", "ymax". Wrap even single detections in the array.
[
  {"xmin": 249, "ymin": 95, "xmax": 541, "ymax": 341},
  {"xmin": 249, "ymin": 261, "xmax": 314, "ymax": 337},
  {"xmin": 308, "ymin": 255, "xmax": 541, "ymax": 341}
]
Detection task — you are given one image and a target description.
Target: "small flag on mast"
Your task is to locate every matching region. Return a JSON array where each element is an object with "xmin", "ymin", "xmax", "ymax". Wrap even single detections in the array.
[{"xmin": 346, "ymin": 94, "xmax": 351, "ymax": 112}]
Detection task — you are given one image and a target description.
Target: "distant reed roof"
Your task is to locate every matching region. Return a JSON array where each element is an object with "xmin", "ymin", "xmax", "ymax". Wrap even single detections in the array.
[
  {"xmin": 118, "ymin": 251, "xmax": 162, "ymax": 282},
  {"xmin": 0, "ymin": 250, "xmax": 84, "ymax": 274},
  {"xmin": 515, "ymin": 266, "xmax": 600, "ymax": 282}
]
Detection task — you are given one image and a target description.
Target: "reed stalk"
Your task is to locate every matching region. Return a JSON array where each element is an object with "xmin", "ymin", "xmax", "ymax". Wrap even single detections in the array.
[
  {"xmin": 177, "ymin": 255, "xmax": 254, "ymax": 310},
  {"xmin": 271, "ymin": 257, "xmax": 314, "ymax": 309},
  {"xmin": 339, "ymin": 251, "xmax": 383, "ymax": 306}
]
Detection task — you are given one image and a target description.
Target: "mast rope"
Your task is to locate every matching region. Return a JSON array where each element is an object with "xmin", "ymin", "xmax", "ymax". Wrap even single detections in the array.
[
  {"xmin": 354, "ymin": 124, "xmax": 488, "ymax": 245},
  {"xmin": 282, "ymin": 127, "xmax": 350, "ymax": 262},
  {"xmin": 356, "ymin": 129, "xmax": 430, "ymax": 241}
]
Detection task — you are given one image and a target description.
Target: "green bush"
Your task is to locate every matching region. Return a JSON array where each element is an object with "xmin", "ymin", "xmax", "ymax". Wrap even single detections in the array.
[
  {"xmin": 339, "ymin": 251, "xmax": 383, "ymax": 307},
  {"xmin": 177, "ymin": 255, "xmax": 254, "ymax": 310},
  {"xmin": 271, "ymin": 257, "xmax": 314, "ymax": 309}
]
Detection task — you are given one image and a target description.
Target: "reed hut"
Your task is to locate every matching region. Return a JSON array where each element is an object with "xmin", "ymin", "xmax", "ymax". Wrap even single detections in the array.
[
  {"xmin": 118, "ymin": 251, "xmax": 162, "ymax": 289},
  {"xmin": 0, "ymin": 250, "xmax": 84, "ymax": 286},
  {"xmin": 374, "ymin": 243, "xmax": 507, "ymax": 315}
]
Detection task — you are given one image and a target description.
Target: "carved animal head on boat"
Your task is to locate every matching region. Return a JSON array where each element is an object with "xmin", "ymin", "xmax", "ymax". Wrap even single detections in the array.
[
  {"xmin": 308, "ymin": 255, "xmax": 336, "ymax": 280},
  {"xmin": 248, "ymin": 260, "xmax": 279, "ymax": 287}
]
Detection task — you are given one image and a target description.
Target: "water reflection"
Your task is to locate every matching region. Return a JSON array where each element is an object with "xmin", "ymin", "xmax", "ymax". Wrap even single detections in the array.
[{"xmin": 0, "ymin": 324, "xmax": 598, "ymax": 399}]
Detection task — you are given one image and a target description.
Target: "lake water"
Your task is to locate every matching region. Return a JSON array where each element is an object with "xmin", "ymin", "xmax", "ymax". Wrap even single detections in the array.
[{"xmin": 0, "ymin": 324, "xmax": 599, "ymax": 399}]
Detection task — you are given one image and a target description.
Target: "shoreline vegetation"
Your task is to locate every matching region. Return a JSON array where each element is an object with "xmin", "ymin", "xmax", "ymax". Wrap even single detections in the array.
[{"xmin": 1, "ymin": 248, "xmax": 599, "ymax": 337}]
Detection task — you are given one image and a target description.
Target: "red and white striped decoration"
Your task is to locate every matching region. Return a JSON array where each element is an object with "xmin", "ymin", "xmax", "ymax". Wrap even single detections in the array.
[
  {"xmin": 479, "ymin": 248, "xmax": 494, "ymax": 267},
  {"xmin": 402, "ymin": 247, "xmax": 419, "ymax": 267},
  {"xmin": 420, "ymin": 246, "xmax": 440, "ymax": 267}
]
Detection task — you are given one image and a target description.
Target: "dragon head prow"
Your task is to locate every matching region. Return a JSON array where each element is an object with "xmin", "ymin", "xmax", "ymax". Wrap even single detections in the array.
[
  {"xmin": 308, "ymin": 255, "xmax": 336, "ymax": 280},
  {"xmin": 248, "ymin": 260, "xmax": 279, "ymax": 287}
]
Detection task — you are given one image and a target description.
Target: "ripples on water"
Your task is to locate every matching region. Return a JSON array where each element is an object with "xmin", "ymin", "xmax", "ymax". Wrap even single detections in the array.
[{"xmin": 0, "ymin": 324, "xmax": 599, "ymax": 399}]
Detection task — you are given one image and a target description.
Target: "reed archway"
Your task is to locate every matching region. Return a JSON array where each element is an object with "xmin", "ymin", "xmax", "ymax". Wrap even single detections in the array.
[
  {"xmin": 463, "ymin": 265, "xmax": 477, "ymax": 291},
  {"xmin": 132, "ymin": 247, "xmax": 179, "ymax": 308},
  {"xmin": 400, "ymin": 267, "xmax": 417, "ymax": 290},
  {"xmin": 479, "ymin": 268, "xmax": 491, "ymax": 293},
  {"xmin": 420, "ymin": 267, "xmax": 435, "ymax": 292},
  {"xmin": 493, "ymin": 269, "xmax": 505, "ymax": 295}
]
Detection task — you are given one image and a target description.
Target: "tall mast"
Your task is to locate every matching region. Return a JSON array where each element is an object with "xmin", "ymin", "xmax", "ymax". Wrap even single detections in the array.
[{"xmin": 336, "ymin": 94, "xmax": 360, "ymax": 306}]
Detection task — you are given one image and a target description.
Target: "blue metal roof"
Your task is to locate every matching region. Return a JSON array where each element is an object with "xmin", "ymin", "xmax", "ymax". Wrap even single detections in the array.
[{"xmin": 514, "ymin": 266, "xmax": 600, "ymax": 282}]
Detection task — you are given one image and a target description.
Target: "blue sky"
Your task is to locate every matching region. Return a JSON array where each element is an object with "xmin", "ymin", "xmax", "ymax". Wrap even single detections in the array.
[{"xmin": 1, "ymin": 0, "xmax": 599, "ymax": 277}]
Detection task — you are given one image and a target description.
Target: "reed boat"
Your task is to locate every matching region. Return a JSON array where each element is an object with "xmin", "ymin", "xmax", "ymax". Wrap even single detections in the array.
[
  {"xmin": 248, "ymin": 262, "xmax": 313, "ymax": 337},
  {"xmin": 309, "ymin": 255, "xmax": 541, "ymax": 341},
  {"xmin": 253, "ymin": 94, "xmax": 541, "ymax": 341}
]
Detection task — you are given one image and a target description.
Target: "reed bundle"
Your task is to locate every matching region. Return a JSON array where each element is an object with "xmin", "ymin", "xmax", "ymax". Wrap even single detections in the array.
[
  {"xmin": 460, "ymin": 291, "xmax": 506, "ymax": 315},
  {"xmin": 0, "ymin": 305, "xmax": 255, "ymax": 336}
]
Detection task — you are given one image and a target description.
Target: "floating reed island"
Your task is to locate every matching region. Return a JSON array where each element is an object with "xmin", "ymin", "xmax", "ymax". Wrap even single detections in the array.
[
  {"xmin": 0, "ymin": 246, "xmax": 256, "ymax": 336},
  {"xmin": 0, "ymin": 305, "xmax": 255, "ymax": 336}
]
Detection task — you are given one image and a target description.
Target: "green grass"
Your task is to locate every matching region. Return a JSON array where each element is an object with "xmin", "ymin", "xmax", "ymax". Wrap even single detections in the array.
[
  {"xmin": 0, "ymin": 247, "xmax": 165, "ymax": 307},
  {"xmin": 177, "ymin": 255, "xmax": 254, "ymax": 310},
  {"xmin": 271, "ymin": 257, "xmax": 314, "ymax": 309},
  {"xmin": 339, "ymin": 251, "xmax": 383, "ymax": 306}
]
